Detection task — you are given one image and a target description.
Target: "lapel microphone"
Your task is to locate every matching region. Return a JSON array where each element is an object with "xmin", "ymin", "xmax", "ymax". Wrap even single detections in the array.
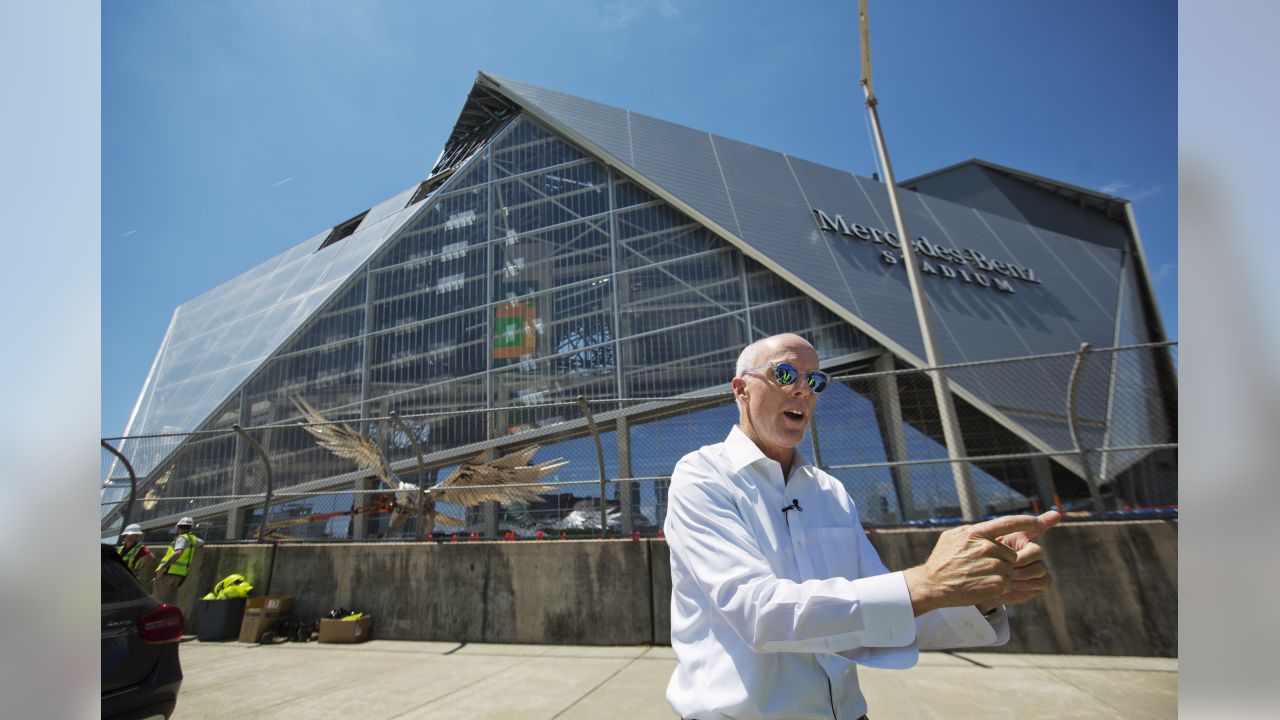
[{"xmin": 780, "ymin": 498, "xmax": 803, "ymax": 514}]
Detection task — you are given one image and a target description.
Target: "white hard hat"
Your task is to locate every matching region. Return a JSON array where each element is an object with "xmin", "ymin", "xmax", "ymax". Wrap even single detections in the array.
[
  {"xmin": 122, "ymin": 523, "xmax": 144, "ymax": 536},
  {"xmin": 177, "ymin": 516, "xmax": 194, "ymax": 527}
]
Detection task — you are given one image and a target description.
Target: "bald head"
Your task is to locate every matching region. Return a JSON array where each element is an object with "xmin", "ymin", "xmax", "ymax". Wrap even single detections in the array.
[
  {"xmin": 735, "ymin": 334, "xmax": 815, "ymax": 378},
  {"xmin": 730, "ymin": 333, "xmax": 821, "ymax": 476}
]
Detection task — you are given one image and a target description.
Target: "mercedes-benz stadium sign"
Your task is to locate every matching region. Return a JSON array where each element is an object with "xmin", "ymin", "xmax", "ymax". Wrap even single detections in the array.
[{"xmin": 813, "ymin": 209, "xmax": 1043, "ymax": 295}]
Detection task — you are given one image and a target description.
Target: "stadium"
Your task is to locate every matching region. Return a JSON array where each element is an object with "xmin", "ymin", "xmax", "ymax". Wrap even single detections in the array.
[{"xmin": 100, "ymin": 71, "xmax": 1177, "ymax": 541}]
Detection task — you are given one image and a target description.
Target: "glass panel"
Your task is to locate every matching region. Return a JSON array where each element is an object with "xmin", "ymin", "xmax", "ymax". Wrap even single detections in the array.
[
  {"xmin": 242, "ymin": 249, "xmax": 333, "ymax": 311},
  {"xmin": 749, "ymin": 298, "xmax": 874, "ymax": 359},
  {"xmin": 379, "ymin": 377, "xmax": 490, "ymax": 455},
  {"xmin": 492, "ymin": 218, "xmax": 611, "ymax": 297},
  {"xmin": 369, "ymin": 310, "xmax": 487, "ymax": 393},
  {"xmin": 616, "ymin": 203, "xmax": 726, "ymax": 270},
  {"xmin": 448, "ymin": 154, "xmax": 489, "ymax": 190},
  {"xmin": 370, "ymin": 246, "xmax": 487, "ymax": 331},
  {"xmin": 358, "ymin": 184, "xmax": 418, "ymax": 232},
  {"xmin": 491, "ymin": 115, "xmax": 587, "ymax": 178},
  {"xmin": 224, "ymin": 295, "xmax": 310, "ymax": 369},
  {"xmin": 153, "ymin": 325, "xmax": 233, "ymax": 386},
  {"xmin": 373, "ymin": 187, "xmax": 488, "ymax": 270},
  {"xmin": 284, "ymin": 278, "xmax": 367, "ymax": 354},
  {"xmin": 492, "ymin": 161, "xmax": 609, "ymax": 237},
  {"xmin": 744, "ymin": 256, "xmax": 800, "ymax": 304},
  {"xmin": 613, "ymin": 171, "xmax": 660, "ymax": 209},
  {"xmin": 621, "ymin": 314, "xmax": 747, "ymax": 398},
  {"xmin": 618, "ymin": 249, "xmax": 742, "ymax": 337}
]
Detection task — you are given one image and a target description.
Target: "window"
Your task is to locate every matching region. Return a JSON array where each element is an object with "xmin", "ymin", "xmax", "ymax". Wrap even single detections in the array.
[{"xmin": 318, "ymin": 210, "xmax": 370, "ymax": 251}]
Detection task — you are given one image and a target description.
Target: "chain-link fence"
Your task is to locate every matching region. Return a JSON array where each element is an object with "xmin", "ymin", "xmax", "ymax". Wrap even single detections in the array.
[{"xmin": 101, "ymin": 341, "xmax": 1176, "ymax": 542}]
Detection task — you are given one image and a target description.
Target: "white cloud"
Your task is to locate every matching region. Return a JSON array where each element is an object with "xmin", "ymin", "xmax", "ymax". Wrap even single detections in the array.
[
  {"xmin": 600, "ymin": 0, "xmax": 681, "ymax": 30},
  {"xmin": 601, "ymin": 2, "xmax": 641, "ymax": 29},
  {"xmin": 1099, "ymin": 180, "xmax": 1161, "ymax": 202},
  {"xmin": 1128, "ymin": 184, "xmax": 1163, "ymax": 202}
]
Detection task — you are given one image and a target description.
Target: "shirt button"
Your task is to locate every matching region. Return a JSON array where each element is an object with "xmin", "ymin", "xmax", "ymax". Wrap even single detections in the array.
[
  {"xmin": 964, "ymin": 621, "xmax": 973, "ymax": 629},
  {"xmin": 976, "ymin": 633, "xmax": 985, "ymax": 641}
]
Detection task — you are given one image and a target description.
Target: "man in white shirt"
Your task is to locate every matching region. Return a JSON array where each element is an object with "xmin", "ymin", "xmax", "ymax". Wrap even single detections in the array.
[{"xmin": 665, "ymin": 333, "xmax": 1059, "ymax": 720}]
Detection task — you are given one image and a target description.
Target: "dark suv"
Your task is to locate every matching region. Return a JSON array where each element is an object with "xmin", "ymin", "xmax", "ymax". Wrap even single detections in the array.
[{"xmin": 102, "ymin": 543, "xmax": 184, "ymax": 720}]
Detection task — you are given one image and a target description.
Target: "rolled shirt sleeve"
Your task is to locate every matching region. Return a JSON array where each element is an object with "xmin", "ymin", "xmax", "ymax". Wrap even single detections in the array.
[{"xmin": 832, "ymin": 510, "xmax": 1006, "ymax": 667}]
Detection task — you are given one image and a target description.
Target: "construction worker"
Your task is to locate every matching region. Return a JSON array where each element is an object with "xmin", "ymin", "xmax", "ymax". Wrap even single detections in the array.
[
  {"xmin": 117, "ymin": 523, "xmax": 157, "ymax": 594},
  {"xmin": 152, "ymin": 517, "xmax": 203, "ymax": 605}
]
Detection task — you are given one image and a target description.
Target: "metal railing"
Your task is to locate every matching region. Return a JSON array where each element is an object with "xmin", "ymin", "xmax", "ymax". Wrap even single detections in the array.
[{"xmin": 101, "ymin": 341, "xmax": 1177, "ymax": 542}]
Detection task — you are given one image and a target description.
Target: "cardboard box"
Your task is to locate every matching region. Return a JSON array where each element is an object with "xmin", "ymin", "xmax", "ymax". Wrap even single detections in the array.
[
  {"xmin": 237, "ymin": 595, "xmax": 295, "ymax": 643},
  {"xmin": 318, "ymin": 616, "xmax": 374, "ymax": 644}
]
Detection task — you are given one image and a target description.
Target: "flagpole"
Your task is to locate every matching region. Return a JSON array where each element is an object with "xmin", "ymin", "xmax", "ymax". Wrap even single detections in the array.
[{"xmin": 857, "ymin": 0, "xmax": 979, "ymax": 521}]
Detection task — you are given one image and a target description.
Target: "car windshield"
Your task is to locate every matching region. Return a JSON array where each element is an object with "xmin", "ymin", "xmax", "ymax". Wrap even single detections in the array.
[{"xmin": 102, "ymin": 544, "xmax": 146, "ymax": 603}]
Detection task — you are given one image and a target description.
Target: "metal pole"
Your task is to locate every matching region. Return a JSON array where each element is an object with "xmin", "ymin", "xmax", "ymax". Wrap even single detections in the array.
[
  {"xmin": 576, "ymin": 395, "xmax": 609, "ymax": 537},
  {"xmin": 232, "ymin": 424, "xmax": 275, "ymax": 543},
  {"xmin": 101, "ymin": 439, "xmax": 138, "ymax": 532},
  {"xmin": 858, "ymin": 0, "xmax": 979, "ymax": 520},
  {"xmin": 808, "ymin": 410, "xmax": 824, "ymax": 469},
  {"xmin": 264, "ymin": 541, "xmax": 278, "ymax": 597},
  {"xmin": 1066, "ymin": 343, "xmax": 1105, "ymax": 512},
  {"xmin": 389, "ymin": 411, "xmax": 430, "ymax": 540}
]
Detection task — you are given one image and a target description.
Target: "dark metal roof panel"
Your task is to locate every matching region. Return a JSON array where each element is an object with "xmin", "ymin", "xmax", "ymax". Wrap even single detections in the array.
[
  {"xmin": 626, "ymin": 113, "xmax": 743, "ymax": 239},
  {"xmin": 479, "ymin": 76, "xmax": 1140, "ymax": 450},
  {"xmin": 486, "ymin": 74, "xmax": 634, "ymax": 166}
]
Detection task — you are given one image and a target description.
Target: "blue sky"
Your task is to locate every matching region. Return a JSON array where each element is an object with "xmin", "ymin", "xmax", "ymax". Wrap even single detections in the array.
[{"xmin": 102, "ymin": 0, "xmax": 1177, "ymax": 437}]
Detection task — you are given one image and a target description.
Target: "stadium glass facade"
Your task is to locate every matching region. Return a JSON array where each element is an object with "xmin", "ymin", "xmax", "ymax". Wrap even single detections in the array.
[{"xmin": 102, "ymin": 74, "xmax": 1176, "ymax": 540}]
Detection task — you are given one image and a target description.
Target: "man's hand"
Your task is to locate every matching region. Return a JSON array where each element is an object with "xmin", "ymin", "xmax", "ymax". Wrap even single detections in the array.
[
  {"xmin": 976, "ymin": 510, "xmax": 1061, "ymax": 612},
  {"xmin": 903, "ymin": 512, "xmax": 1057, "ymax": 616}
]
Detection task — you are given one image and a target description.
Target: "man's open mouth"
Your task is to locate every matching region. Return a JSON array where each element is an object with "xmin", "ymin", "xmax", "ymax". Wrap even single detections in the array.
[{"xmin": 783, "ymin": 410, "xmax": 805, "ymax": 421}]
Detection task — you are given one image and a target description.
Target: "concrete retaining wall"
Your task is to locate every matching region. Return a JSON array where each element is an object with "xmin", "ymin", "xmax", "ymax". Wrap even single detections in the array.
[
  {"xmin": 163, "ymin": 539, "xmax": 655, "ymax": 645},
  {"xmin": 159, "ymin": 519, "xmax": 1175, "ymax": 656}
]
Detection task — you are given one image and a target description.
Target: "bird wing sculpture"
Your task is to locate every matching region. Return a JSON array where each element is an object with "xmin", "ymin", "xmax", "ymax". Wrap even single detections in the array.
[
  {"xmin": 140, "ymin": 465, "xmax": 174, "ymax": 512},
  {"xmin": 290, "ymin": 396, "xmax": 465, "ymax": 533},
  {"xmin": 292, "ymin": 396, "xmax": 397, "ymax": 490},
  {"xmin": 429, "ymin": 445, "xmax": 568, "ymax": 508}
]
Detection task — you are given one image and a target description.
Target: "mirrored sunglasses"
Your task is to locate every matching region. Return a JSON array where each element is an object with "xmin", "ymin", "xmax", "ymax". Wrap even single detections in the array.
[{"xmin": 748, "ymin": 362, "xmax": 829, "ymax": 393}]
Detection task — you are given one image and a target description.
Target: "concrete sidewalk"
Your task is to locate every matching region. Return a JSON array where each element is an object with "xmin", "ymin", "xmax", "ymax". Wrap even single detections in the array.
[{"xmin": 172, "ymin": 640, "xmax": 1177, "ymax": 719}]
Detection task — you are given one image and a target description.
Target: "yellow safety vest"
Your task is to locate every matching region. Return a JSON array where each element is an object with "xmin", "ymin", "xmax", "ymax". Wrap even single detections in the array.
[
  {"xmin": 160, "ymin": 533, "xmax": 198, "ymax": 577},
  {"xmin": 118, "ymin": 543, "xmax": 148, "ymax": 572}
]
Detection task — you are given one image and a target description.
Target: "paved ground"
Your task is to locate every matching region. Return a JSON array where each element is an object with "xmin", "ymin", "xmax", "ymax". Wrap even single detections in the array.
[{"xmin": 172, "ymin": 639, "xmax": 1177, "ymax": 719}]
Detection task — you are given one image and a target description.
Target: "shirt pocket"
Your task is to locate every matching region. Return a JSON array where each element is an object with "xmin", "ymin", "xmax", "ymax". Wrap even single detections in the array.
[{"xmin": 808, "ymin": 526, "xmax": 863, "ymax": 580}]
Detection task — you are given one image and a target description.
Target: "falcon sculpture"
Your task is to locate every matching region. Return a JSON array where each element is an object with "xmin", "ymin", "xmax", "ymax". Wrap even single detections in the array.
[{"xmin": 291, "ymin": 396, "xmax": 567, "ymax": 536}]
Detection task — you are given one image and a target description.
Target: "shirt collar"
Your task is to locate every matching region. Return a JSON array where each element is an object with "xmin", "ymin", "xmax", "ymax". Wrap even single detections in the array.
[{"xmin": 725, "ymin": 425, "xmax": 813, "ymax": 477}]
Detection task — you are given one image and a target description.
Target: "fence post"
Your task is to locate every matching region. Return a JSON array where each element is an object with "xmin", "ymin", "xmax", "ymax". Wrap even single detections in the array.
[
  {"xmin": 232, "ymin": 424, "xmax": 275, "ymax": 543},
  {"xmin": 617, "ymin": 415, "xmax": 634, "ymax": 536},
  {"xmin": 1066, "ymin": 343, "xmax": 1105, "ymax": 512},
  {"xmin": 808, "ymin": 408, "xmax": 825, "ymax": 470},
  {"xmin": 100, "ymin": 439, "xmax": 138, "ymax": 532},
  {"xmin": 389, "ymin": 411, "xmax": 430, "ymax": 541},
  {"xmin": 576, "ymin": 395, "xmax": 609, "ymax": 538}
]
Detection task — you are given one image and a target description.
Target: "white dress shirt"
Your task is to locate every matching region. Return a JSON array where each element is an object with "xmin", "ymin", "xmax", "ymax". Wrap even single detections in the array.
[{"xmin": 665, "ymin": 427, "xmax": 1008, "ymax": 720}]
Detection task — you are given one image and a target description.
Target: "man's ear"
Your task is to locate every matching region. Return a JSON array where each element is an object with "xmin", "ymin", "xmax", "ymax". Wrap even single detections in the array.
[{"xmin": 731, "ymin": 376, "xmax": 748, "ymax": 402}]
